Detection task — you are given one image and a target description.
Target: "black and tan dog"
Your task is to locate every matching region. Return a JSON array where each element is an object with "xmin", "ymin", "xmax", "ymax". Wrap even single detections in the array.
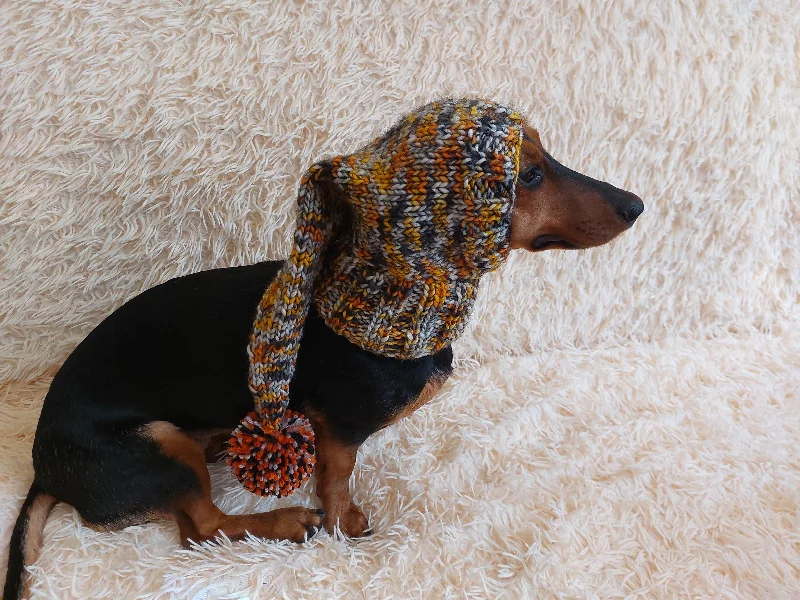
[{"xmin": 3, "ymin": 127, "xmax": 642, "ymax": 599}]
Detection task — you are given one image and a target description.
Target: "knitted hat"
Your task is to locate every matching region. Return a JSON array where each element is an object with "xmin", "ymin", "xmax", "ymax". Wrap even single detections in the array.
[{"xmin": 227, "ymin": 98, "xmax": 525, "ymax": 496}]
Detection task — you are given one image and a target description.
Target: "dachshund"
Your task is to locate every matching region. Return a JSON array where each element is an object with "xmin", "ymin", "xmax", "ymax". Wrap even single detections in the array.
[{"xmin": 3, "ymin": 126, "xmax": 643, "ymax": 599}]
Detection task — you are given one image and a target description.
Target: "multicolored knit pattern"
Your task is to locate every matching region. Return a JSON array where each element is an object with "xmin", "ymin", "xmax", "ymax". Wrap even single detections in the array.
[
  {"xmin": 228, "ymin": 98, "xmax": 525, "ymax": 496},
  {"xmin": 227, "ymin": 163, "xmax": 336, "ymax": 496},
  {"xmin": 317, "ymin": 99, "xmax": 524, "ymax": 358},
  {"xmin": 247, "ymin": 162, "xmax": 337, "ymax": 430}
]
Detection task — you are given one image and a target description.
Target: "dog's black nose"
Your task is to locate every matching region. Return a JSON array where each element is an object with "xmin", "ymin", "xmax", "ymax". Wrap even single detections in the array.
[{"xmin": 619, "ymin": 198, "xmax": 644, "ymax": 223}]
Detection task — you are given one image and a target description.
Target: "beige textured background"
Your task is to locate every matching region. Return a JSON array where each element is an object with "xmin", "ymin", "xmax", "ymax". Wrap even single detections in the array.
[{"xmin": 1, "ymin": 1, "xmax": 799, "ymax": 598}]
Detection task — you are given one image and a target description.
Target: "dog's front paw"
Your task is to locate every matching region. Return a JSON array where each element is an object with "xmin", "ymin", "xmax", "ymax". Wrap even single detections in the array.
[{"xmin": 324, "ymin": 503, "xmax": 370, "ymax": 537}]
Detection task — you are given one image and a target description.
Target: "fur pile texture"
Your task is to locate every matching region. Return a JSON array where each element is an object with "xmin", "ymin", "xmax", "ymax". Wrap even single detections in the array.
[{"xmin": 1, "ymin": 0, "xmax": 798, "ymax": 598}]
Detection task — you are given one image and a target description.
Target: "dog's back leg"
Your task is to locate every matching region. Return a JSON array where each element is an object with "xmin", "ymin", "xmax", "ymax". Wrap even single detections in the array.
[{"xmin": 141, "ymin": 422, "xmax": 323, "ymax": 545}]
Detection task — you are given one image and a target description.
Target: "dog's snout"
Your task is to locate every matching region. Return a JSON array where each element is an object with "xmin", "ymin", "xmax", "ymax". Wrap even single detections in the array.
[
  {"xmin": 545, "ymin": 153, "xmax": 643, "ymax": 226},
  {"xmin": 618, "ymin": 197, "xmax": 644, "ymax": 223}
]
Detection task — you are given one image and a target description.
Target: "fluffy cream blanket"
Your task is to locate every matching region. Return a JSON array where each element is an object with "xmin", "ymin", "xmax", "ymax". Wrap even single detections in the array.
[{"xmin": 1, "ymin": 1, "xmax": 798, "ymax": 598}]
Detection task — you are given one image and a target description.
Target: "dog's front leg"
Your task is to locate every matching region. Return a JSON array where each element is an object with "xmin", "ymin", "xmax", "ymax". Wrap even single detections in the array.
[{"xmin": 310, "ymin": 417, "xmax": 369, "ymax": 537}]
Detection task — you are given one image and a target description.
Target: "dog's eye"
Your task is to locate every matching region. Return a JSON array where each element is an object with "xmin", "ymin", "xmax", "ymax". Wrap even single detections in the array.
[{"xmin": 519, "ymin": 165, "xmax": 543, "ymax": 188}]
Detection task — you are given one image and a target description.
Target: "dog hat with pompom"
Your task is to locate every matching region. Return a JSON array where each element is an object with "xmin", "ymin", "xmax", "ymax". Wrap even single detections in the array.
[{"xmin": 227, "ymin": 98, "xmax": 525, "ymax": 497}]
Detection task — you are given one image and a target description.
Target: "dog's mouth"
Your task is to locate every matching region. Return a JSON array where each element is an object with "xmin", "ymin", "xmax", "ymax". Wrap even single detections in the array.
[{"xmin": 531, "ymin": 235, "xmax": 577, "ymax": 251}]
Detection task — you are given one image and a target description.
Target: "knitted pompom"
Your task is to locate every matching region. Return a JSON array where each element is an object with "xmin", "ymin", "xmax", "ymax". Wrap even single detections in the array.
[{"xmin": 226, "ymin": 410, "xmax": 315, "ymax": 497}]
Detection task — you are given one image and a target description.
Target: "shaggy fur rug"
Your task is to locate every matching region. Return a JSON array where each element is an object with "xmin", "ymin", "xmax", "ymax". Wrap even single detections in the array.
[{"xmin": 1, "ymin": 1, "xmax": 798, "ymax": 598}]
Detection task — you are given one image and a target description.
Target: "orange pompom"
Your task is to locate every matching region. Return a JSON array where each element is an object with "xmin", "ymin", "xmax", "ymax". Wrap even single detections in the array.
[{"xmin": 226, "ymin": 410, "xmax": 315, "ymax": 497}]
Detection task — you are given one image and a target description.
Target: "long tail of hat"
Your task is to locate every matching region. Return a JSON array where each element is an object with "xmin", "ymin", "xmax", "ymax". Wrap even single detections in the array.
[{"xmin": 227, "ymin": 163, "xmax": 336, "ymax": 497}]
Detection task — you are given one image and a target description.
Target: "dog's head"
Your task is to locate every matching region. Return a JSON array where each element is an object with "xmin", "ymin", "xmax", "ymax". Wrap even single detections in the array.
[{"xmin": 511, "ymin": 127, "xmax": 643, "ymax": 251}]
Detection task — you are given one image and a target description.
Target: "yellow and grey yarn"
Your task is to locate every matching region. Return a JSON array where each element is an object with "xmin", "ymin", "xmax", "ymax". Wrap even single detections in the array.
[{"xmin": 228, "ymin": 98, "xmax": 525, "ymax": 496}]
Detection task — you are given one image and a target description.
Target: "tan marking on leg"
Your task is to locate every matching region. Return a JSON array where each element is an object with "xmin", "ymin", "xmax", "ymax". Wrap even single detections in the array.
[
  {"xmin": 309, "ymin": 415, "xmax": 369, "ymax": 537},
  {"xmin": 141, "ymin": 421, "xmax": 322, "ymax": 545},
  {"xmin": 179, "ymin": 496, "xmax": 323, "ymax": 544},
  {"xmin": 140, "ymin": 421, "xmax": 211, "ymax": 487},
  {"xmin": 175, "ymin": 510, "xmax": 201, "ymax": 548}
]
